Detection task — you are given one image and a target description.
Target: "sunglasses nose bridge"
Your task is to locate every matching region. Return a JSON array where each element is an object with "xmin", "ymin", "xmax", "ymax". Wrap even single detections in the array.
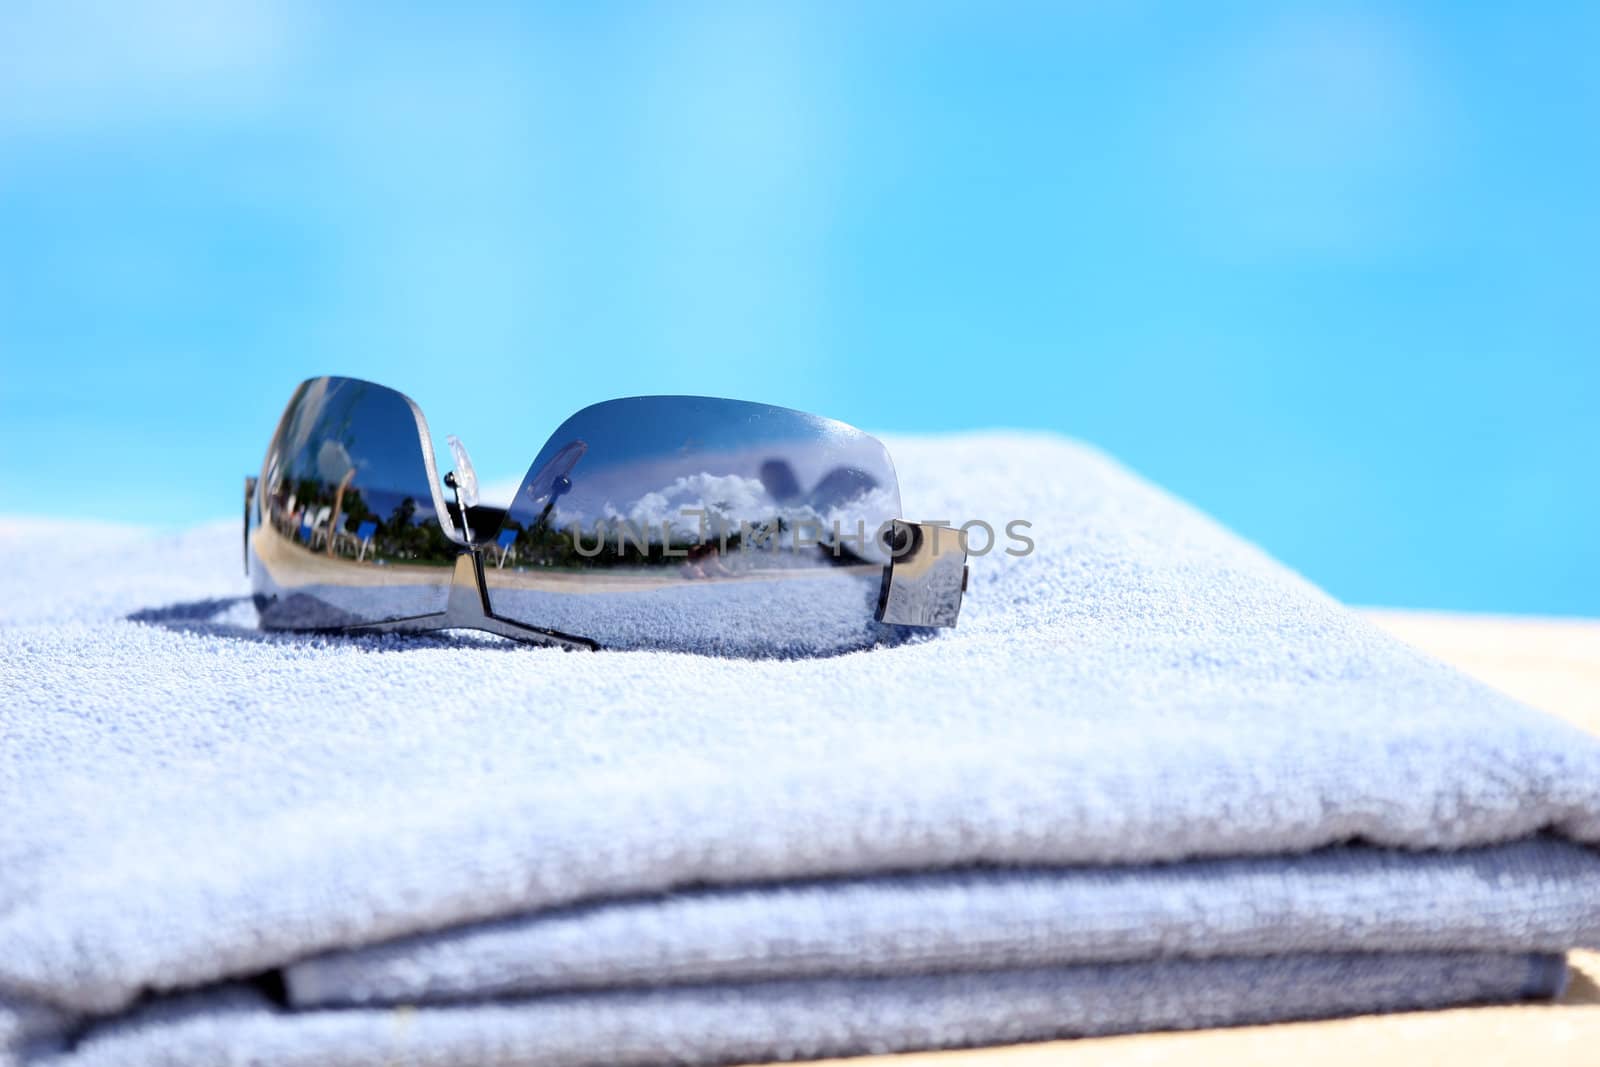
[{"xmin": 446, "ymin": 551, "xmax": 488, "ymax": 619}]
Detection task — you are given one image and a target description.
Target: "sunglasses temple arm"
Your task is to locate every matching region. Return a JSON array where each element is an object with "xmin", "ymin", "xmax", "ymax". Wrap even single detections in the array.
[
  {"xmin": 341, "ymin": 551, "xmax": 598, "ymax": 650},
  {"xmin": 875, "ymin": 520, "xmax": 968, "ymax": 628},
  {"xmin": 243, "ymin": 475, "xmax": 258, "ymax": 577}
]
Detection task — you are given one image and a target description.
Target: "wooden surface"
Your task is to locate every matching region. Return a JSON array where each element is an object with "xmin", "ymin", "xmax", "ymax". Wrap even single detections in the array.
[{"xmin": 761, "ymin": 610, "xmax": 1600, "ymax": 1067}]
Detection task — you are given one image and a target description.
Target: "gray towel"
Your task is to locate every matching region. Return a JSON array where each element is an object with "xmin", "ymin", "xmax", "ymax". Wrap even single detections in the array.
[{"xmin": 3, "ymin": 433, "xmax": 1598, "ymax": 1066}]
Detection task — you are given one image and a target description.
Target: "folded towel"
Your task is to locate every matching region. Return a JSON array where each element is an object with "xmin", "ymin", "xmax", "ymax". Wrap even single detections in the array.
[
  {"xmin": 3, "ymin": 433, "xmax": 1598, "ymax": 1067},
  {"xmin": 16, "ymin": 955, "xmax": 1571, "ymax": 1067},
  {"xmin": 283, "ymin": 840, "xmax": 1600, "ymax": 1006}
]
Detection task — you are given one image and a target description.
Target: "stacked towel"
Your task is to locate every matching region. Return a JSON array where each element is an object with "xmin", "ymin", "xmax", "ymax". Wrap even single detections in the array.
[{"xmin": 2, "ymin": 433, "xmax": 1598, "ymax": 1067}]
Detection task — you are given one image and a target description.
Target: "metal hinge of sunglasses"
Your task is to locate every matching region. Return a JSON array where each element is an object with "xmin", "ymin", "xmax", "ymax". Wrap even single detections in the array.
[{"xmin": 242, "ymin": 379, "xmax": 968, "ymax": 655}]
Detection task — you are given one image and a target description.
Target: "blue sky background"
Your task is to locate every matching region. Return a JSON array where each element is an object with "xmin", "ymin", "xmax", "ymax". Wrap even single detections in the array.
[{"xmin": 1, "ymin": 2, "xmax": 1595, "ymax": 614}]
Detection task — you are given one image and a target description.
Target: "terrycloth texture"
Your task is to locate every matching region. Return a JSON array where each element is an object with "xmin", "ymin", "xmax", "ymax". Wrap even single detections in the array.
[
  {"xmin": 17, "ymin": 956, "xmax": 1573, "ymax": 1067},
  {"xmin": 3, "ymin": 433, "xmax": 1600, "ymax": 1066},
  {"xmin": 283, "ymin": 840, "xmax": 1600, "ymax": 1007}
]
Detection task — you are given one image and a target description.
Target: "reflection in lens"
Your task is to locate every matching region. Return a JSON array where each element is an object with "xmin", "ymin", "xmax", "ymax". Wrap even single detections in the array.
[
  {"xmin": 249, "ymin": 377, "xmax": 459, "ymax": 629},
  {"xmin": 484, "ymin": 396, "xmax": 908, "ymax": 656}
]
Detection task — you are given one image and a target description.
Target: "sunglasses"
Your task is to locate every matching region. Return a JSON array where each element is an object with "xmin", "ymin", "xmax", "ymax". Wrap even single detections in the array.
[{"xmin": 245, "ymin": 377, "xmax": 967, "ymax": 656}]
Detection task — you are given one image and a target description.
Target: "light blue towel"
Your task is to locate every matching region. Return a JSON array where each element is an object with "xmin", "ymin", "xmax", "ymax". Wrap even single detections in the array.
[
  {"xmin": 2, "ymin": 433, "xmax": 1599, "ymax": 1066},
  {"xmin": 282, "ymin": 840, "xmax": 1600, "ymax": 1007},
  {"xmin": 17, "ymin": 956, "xmax": 1571, "ymax": 1067}
]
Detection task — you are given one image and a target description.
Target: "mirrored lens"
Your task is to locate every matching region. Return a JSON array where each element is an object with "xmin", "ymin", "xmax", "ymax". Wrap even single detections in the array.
[
  {"xmin": 483, "ymin": 396, "xmax": 905, "ymax": 656},
  {"xmin": 249, "ymin": 376, "xmax": 459, "ymax": 629}
]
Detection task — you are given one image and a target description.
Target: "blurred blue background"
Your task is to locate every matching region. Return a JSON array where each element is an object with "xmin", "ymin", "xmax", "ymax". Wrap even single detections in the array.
[{"xmin": 1, "ymin": 2, "xmax": 1595, "ymax": 615}]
